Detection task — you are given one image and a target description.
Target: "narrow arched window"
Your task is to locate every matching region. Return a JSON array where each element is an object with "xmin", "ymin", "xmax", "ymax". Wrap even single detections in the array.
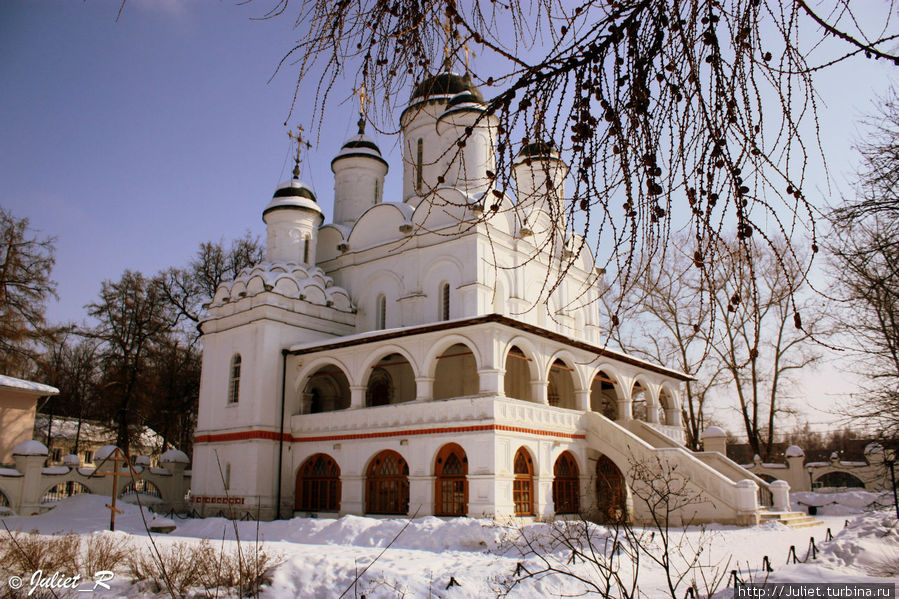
[
  {"xmin": 416, "ymin": 138, "xmax": 424, "ymax": 192},
  {"xmin": 440, "ymin": 282, "xmax": 450, "ymax": 321},
  {"xmin": 228, "ymin": 354, "xmax": 241, "ymax": 404},
  {"xmin": 303, "ymin": 236, "xmax": 310, "ymax": 264},
  {"xmin": 513, "ymin": 447, "xmax": 534, "ymax": 516},
  {"xmin": 224, "ymin": 463, "xmax": 231, "ymax": 490},
  {"xmin": 374, "ymin": 178, "xmax": 380, "ymax": 203},
  {"xmin": 376, "ymin": 294, "xmax": 387, "ymax": 330}
]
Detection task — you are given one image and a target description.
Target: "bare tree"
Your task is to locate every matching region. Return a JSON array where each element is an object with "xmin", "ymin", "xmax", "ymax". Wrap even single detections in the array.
[
  {"xmin": 829, "ymin": 91, "xmax": 899, "ymax": 446},
  {"xmin": 605, "ymin": 236, "xmax": 724, "ymax": 450},
  {"xmin": 705, "ymin": 240, "xmax": 820, "ymax": 458},
  {"xmin": 259, "ymin": 0, "xmax": 898, "ymax": 315},
  {"xmin": 157, "ymin": 233, "xmax": 263, "ymax": 335},
  {"xmin": 0, "ymin": 207, "xmax": 57, "ymax": 375}
]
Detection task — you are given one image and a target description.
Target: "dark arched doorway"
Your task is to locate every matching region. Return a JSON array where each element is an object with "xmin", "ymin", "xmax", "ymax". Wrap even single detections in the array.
[
  {"xmin": 295, "ymin": 453, "xmax": 341, "ymax": 512},
  {"xmin": 366, "ymin": 450, "xmax": 410, "ymax": 514},
  {"xmin": 596, "ymin": 455, "xmax": 626, "ymax": 523},
  {"xmin": 553, "ymin": 451, "xmax": 580, "ymax": 514}
]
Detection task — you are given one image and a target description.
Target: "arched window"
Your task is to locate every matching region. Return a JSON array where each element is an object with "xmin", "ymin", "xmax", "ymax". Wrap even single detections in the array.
[
  {"xmin": 375, "ymin": 294, "xmax": 387, "ymax": 330},
  {"xmin": 224, "ymin": 463, "xmax": 231, "ymax": 490},
  {"xmin": 416, "ymin": 138, "xmax": 424, "ymax": 192},
  {"xmin": 296, "ymin": 453, "xmax": 341, "ymax": 512},
  {"xmin": 228, "ymin": 354, "xmax": 241, "ymax": 404},
  {"xmin": 596, "ymin": 455, "xmax": 626, "ymax": 523},
  {"xmin": 374, "ymin": 178, "xmax": 380, "ymax": 203},
  {"xmin": 440, "ymin": 282, "xmax": 450, "ymax": 321},
  {"xmin": 303, "ymin": 236, "xmax": 310, "ymax": 263},
  {"xmin": 435, "ymin": 443, "xmax": 468, "ymax": 516},
  {"xmin": 366, "ymin": 450, "xmax": 409, "ymax": 515},
  {"xmin": 553, "ymin": 452, "xmax": 580, "ymax": 514},
  {"xmin": 513, "ymin": 447, "xmax": 534, "ymax": 516}
]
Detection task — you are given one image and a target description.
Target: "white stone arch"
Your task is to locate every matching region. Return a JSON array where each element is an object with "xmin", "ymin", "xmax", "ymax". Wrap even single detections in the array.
[
  {"xmin": 549, "ymin": 445, "xmax": 586, "ymax": 475},
  {"xmin": 423, "ymin": 334, "xmax": 483, "ymax": 379},
  {"xmin": 358, "ymin": 344, "xmax": 422, "ymax": 386},
  {"xmin": 291, "ymin": 356, "xmax": 354, "ymax": 415},
  {"xmin": 500, "ymin": 336, "xmax": 544, "ymax": 379},
  {"xmin": 423, "ymin": 256, "xmax": 464, "ymax": 320},
  {"xmin": 545, "ymin": 348, "xmax": 585, "ymax": 410},
  {"xmin": 293, "ymin": 356, "xmax": 354, "ymax": 393}
]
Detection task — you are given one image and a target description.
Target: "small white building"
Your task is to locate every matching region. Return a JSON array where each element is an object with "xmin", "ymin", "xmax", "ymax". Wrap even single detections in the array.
[{"xmin": 191, "ymin": 72, "xmax": 776, "ymax": 524}]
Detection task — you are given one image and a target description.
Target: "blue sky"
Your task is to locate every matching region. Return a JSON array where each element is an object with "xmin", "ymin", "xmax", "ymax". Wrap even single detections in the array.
[{"xmin": 1, "ymin": 1, "xmax": 896, "ymax": 432}]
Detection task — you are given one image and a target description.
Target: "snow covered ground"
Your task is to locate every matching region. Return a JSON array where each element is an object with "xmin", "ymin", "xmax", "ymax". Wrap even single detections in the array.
[{"xmin": 0, "ymin": 493, "xmax": 895, "ymax": 598}]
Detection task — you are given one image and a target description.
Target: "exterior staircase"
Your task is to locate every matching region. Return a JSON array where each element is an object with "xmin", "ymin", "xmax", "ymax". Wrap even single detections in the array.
[{"xmin": 759, "ymin": 510, "xmax": 823, "ymax": 529}]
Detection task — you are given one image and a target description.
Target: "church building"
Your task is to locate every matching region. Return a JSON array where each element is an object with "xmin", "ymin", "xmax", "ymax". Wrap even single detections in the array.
[{"xmin": 190, "ymin": 71, "xmax": 778, "ymax": 525}]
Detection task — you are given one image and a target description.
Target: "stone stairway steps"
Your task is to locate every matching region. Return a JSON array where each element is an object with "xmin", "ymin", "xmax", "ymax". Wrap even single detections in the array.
[{"xmin": 759, "ymin": 510, "xmax": 823, "ymax": 529}]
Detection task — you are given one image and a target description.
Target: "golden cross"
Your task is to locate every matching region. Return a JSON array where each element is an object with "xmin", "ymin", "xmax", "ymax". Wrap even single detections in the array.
[
  {"xmin": 440, "ymin": 13, "xmax": 453, "ymax": 68},
  {"xmin": 354, "ymin": 85, "xmax": 367, "ymax": 133},
  {"xmin": 287, "ymin": 124, "xmax": 311, "ymax": 179}
]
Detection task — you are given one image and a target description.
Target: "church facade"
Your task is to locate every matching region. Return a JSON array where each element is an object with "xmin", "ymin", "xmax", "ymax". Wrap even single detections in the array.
[{"xmin": 190, "ymin": 73, "xmax": 778, "ymax": 524}]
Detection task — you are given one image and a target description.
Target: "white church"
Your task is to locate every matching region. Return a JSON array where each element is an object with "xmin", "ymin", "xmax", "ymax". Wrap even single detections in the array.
[{"xmin": 190, "ymin": 71, "xmax": 782, "ymax": 524}]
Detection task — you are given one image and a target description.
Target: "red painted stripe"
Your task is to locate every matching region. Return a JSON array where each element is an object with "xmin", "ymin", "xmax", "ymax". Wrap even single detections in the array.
[{"xmin": 194, "ymin": 424, "xmax": 585, "ymax": 445}]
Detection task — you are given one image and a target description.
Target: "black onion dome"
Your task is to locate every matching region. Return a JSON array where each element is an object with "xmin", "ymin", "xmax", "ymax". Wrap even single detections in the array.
[
  {"xmin": 517, "ymin": 141, "xmax": 560, "ymax": 159},
  {"xmin": 410, "ymin": 72, "xmax": 483, "ymax": 102},
  {"xmin": 330, "ymin": 133, "xmax": 389, "ymax": 171},
  {"xmin": 272, "ymin": 182, "xmax": 316, "ymax": 202},
  {"xmin": 446, "ymin": 90, "xmax": 484, "ymax": 108}
]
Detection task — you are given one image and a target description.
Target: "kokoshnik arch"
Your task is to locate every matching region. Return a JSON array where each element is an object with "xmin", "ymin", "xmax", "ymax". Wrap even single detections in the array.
[{"xmin": 191, "ymin": 70, "xmax": 781, "ymax": 524}]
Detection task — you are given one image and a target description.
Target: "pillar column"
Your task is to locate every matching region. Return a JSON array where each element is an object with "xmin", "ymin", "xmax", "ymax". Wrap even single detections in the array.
[
  {"xmin": 414, "ymin": 377, "xmax": 434, "ymax": 401},
  {"xmin": 350, "ymin": 385, "xmax": 366, "ymax": 409}
]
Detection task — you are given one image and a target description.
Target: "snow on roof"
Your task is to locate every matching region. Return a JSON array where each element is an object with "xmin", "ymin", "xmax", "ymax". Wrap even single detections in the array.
[
  {"xmin": 159, "ymin": 449, "xmax": 190, "ymax": 464},
  {"xmin": 0, "ymin": 375, "xmax": 58, "ymax": 396},
  {"xmin": 13, "ymin": 440, "xmax": 48, "ymax": 456},
  {"xmin": 701, "ymin": 426, "xmax": 726, "ymax": 438},
  {"xmin": 785, "ymin": 445, "xmax": 805, "ymax": 457}
]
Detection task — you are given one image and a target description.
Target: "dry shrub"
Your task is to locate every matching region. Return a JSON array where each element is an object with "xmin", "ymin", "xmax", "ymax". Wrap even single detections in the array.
[
  {"xmin": 83, "ymin": 532, "xmax": 132, "ymax": 575},
  {"xmin": 128, "ymin": 539, "xmax": 281, "ymax": 597},
  {"xmin": 0, "ymin": 531, "xmax": 80, "ymax": 574}
]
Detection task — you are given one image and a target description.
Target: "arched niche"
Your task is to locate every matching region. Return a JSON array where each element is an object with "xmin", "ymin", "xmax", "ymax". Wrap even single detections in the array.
[{"xmin": 631, "ymin": 381, "xmax": 649, "ymax": 422}]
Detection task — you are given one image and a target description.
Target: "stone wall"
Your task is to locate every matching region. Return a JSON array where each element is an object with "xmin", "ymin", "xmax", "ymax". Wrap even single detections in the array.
[{"xmin": 0, "ymin": 441, "xmax": 191, "ymax": 516}]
